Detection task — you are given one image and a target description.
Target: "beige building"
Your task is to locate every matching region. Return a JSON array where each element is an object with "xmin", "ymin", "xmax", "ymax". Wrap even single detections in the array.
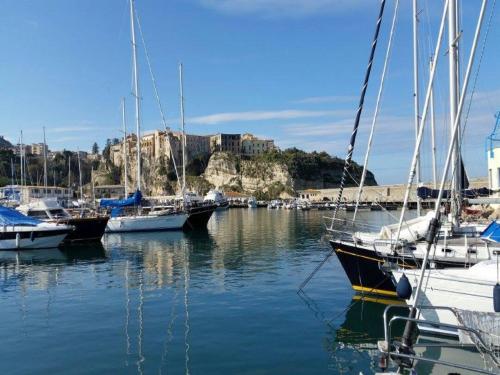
[
  {"xmin": 0, "ymin": 185, "xmax": 73, "ymax": 202},
  {"xmin": 111, "ymin": 130, "xmax": 211, "ymax": 168},
  {"xmin": 14, "ymin": 144, "xmax": 32, "ymax": 156},
  {"xmin": 31, "ymin": 143, "xmax": 49, "ymax": 156},
  {"xmin": 241, "ymin": 133, "xmax": 275, "ymax": 156}
]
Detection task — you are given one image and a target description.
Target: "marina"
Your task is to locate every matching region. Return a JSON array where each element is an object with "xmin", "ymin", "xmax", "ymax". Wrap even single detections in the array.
[{"xmin": 1, "ymin": 0, "xmax": 500, "ymax": 373}]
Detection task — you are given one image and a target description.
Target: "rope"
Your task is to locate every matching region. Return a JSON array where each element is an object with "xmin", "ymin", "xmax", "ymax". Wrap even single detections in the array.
[
  {"xmin": 298, "ymin": 248, "xmax": 335, "ymax": 291},
  {"xmin": 461, "ymin": 0, "xmax": 496, "ymax": 144},
  {"xmin": 332, "ymin": 0, "xmax": 387, "ymax": 222},
  {"xmin": 354, "ymin": 0, "xmax": 400, "ymax": 221},
  {"xmin": 135, "ymin": 10, "xmax": 182, "ymax": 191}
]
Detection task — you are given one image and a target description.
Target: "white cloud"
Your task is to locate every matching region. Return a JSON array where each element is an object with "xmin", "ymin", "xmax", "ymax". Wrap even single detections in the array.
[
  {"xmin": 293, "ymin": 95, "xmax": 358, "ymax": 104},
  {"xmin": 198, "ymin": 0, "xmax": 368, "ymax": 18},
  {"xmin": 49, "ymin": 126, "xmax": 97, "ymax": 133},
  {"xmin": 189, "ymin": 109, "xmax": 349, "ymax": 125},
  {"xmin": 282, "ymin": 115, "xmax": 414, "ymax": 137}
]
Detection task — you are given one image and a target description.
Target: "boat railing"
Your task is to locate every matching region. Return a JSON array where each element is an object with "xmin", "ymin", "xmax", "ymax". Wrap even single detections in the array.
[
  {"xmin": 325, "ymin": 216, "xmax": 380, "ymax": 243},
  {"xmin": 379, "ymin": 304, "xmax": 500, "ymax": 373}
]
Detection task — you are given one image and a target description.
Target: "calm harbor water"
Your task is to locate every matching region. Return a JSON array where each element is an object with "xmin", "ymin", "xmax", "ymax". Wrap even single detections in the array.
[{"xmin": 0, "ymin": 209, "xmax": 410, "ymax": 374}]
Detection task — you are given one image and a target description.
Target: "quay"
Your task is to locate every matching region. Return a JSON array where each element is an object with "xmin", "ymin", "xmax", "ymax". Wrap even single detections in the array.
[{"xmin": 296, "ymin": 177, "xmax": 488, "ymax": 206}]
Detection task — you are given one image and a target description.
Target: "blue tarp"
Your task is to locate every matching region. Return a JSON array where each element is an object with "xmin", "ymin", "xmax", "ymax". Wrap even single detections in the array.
[
  {"xmin": 481, "ymin": 221, "xmax": 500, "ymax": 243},
  {"xmin": 0, "ymin": 206, "xmax": 41, "ymax": 226},
  {"xmin": 417, "ymin": 186, "xmax": 491, "ymax": 200},
  {"xmin": 100, "ymin": 190, "xmax": 142, "ymax": 208},
  {"xmin": 111, "ymin": 207, "xmax": 124, "ymax": 218}
]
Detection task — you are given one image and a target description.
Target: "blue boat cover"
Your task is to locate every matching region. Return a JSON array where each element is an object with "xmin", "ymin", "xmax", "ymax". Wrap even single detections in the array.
[
  {"xmin": 0, "ymin": 206, "xmax": 41, "ymax": 226},
  {"xmin": 100, "ymin": 190, "xmax": 142, "ymax": 208},
  {"xmin": 417, "ymin": 186, "xmax": 491, "ymax": 200},
  {"xmin": 481, "ymin": 220, "xmax": 500, "ymax": 242},
  {"xmin": 110, "ymin": 207, "xmax": 124, "ymax": 218}
]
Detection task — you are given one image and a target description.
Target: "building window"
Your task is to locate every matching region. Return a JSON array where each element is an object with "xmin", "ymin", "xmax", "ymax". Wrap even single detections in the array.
[{"xmin": 489, "ymin": 169, "xmax": 493, "ymax": 189}]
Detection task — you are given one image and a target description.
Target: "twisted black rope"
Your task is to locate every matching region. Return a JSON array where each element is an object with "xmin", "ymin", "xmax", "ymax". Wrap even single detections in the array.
[{"xmin": 332, "ymin": 0, "xmax": 387, "ymax": 221}]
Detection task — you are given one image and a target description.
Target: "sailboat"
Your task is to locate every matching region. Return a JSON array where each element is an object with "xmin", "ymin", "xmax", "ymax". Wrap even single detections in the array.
[
  {"xmin": 326, "ymin": 0, "xmax": 497, "ymax": 297},
  {"xmin": 176, "ymin": 63, "xmax": 217, "ymax": 230},
  {"xmin": 102, "ymin": 0, "xmax": 187, "ymax": 233},
  {"xmin": 16, "ymin": 128, "xmax": 109, "ymax": 243}
]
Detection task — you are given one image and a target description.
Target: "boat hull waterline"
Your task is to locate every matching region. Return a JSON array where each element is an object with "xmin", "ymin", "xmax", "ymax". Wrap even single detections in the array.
[
  {"xmin": 0, "ymin": 227, "xmax": 72, "ymax": 250},
  {"xmin": 106, "ymin": 213, "xmax": 188, "ymax": 233},
  {"xmin": 330, "ymin": 240, "xmax": 484, "ymax": 297},
  {"xmin": 183, "ymin": 204, "xmax": 217, "ymax": 230}
]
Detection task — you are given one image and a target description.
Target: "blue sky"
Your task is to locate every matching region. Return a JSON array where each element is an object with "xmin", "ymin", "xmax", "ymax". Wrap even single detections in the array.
[{"xmin": 1, "ymin": 0, "xmax": 499, "ymax": 184}]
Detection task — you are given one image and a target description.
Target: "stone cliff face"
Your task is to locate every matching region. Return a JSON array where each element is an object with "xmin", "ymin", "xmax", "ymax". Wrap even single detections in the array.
[
  {"xmin": 202, "ymin": 152, "xmax": 376, "ymax": 195},
  {"xmin": 105, "ymin": 150, "xmax": 377, "ymax": 197},
  {"xmin": 203, "ymin": 152, "xmax": 293, "ymax": 194}
]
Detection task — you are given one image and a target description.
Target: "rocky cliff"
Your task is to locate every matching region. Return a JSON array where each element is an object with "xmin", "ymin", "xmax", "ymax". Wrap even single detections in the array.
[
  {"xmin": 101, "ymin": 148, "xmax": 377, "ymax": 198},
  {"xmin": 203, "ymin": 150, "xmax": 377, "ymax": 197}
]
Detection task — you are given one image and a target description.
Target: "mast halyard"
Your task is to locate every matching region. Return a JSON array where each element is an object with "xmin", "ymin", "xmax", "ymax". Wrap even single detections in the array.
[
  {"xmin": 413, "ymin": 0, "xmax": 422, "ymax": 217},
  {"xmin": 122, "ymin": 97, "xmax": 129, "ymax": 197},
  {"xmin": 130, "ymin": 0, "xmax": 141, "ymax": 192},
  {"xmin": 448, "ymin": 0, "xmax": 461, "ymax": 227},
  {"xmin": 331, "ymin": 0, "xmax": 387, "ymax": 220},
  {"xmin": 430, "ymin": 57, "xmax": 437, "ymax": 189},
  {"xmin": 20, "ymin": 131, "xmax": 24, "ymax": 189},
  {"xmin": 68, "ymin": 155, "xmax": 71, "ymax": 189},
  {"xmin": 43, "ymin": 126, "xmax": 48, "ymax": 197},
  {"xmin": 77, "ymin": 149, "xmax": 83, "ymax": 202},
  {"xmin": 179, "ymin": 63, "xmax": 187, "ymax": 200}
]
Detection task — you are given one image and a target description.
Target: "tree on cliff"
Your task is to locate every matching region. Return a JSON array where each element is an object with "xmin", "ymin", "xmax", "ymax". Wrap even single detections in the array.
[{"xmin": 91, "ymin": 142, "xmax": 99, "ymax": 155}]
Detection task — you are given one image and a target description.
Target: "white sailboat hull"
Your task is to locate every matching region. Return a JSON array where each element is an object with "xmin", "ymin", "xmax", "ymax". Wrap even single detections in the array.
[
  {"xmin": 393, "ymin": 261, "xmax": 497, "ymax": 336},
  {"xmin": 105, "ymin": 213, "xmax": 188, "ymax": 233}
]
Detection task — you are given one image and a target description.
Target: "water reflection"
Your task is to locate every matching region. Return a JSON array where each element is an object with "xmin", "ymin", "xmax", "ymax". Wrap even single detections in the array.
[
  {"xmin": 0, "ymin": 209, "xmax": 394, "ymax": 374},
  {"xmin": 0, "ymin": 244, "xmax": 106, "ymax": 292},
  {"xmin": 299, "ymin": 289, "xmax": 409, "ymax": 375}
]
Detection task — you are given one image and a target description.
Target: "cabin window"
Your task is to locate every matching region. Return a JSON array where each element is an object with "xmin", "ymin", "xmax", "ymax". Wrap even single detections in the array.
[
  {"xmin": 49, "ymin": 209, "xmax": 68, "ymax": 219},
  {"xmin": 27, "ymin": 211, "xmax": 50, "ymax": 219}
]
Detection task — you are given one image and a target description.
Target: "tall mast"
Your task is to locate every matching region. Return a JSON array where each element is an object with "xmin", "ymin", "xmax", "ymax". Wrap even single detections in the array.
[
  {"xmin": 77, "ymin": 149, "xmax": 83, "ymax": 201},
  {"xmin": 68, "ymin": 155, "xmax": 71, "ymax": 188},
  {"xmin": 122, "ymin": 97, "xmax": 129, "ymax": 196},
  {"xmin": 10, "ymin": 158, "xmax": 14, "ymax": 199},
  {"xmin": 448, "ymin": 0, "xmax": 461, "ymax": 226},
  {"xmin": 130, "ymin": 0, "xmax": 141, "ymax": 192},
  {"xmin": 43, "ymin": 126, "xmax": 48, "ymax": 196},
  {"xmin": 20, "ymin": 131, "xmax": 24, "ymax": 188},
  {"xmin": 179, "ymin": 62, "xmax": 186, "ymax": 197},
  {"xmin": 412, "ymin": 0, "xmax": 422, "ymax": 216},
  {"xmin": 430, "ymin": 57, "xmax": 437, "ymax": 189},
  {"xmin": 331, "ymin": 0, "xmax": 387, "ymax": 219}
]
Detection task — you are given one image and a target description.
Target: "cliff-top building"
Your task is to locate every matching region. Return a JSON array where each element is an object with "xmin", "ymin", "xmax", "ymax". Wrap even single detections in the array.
[
  {"xmin": 111, "ymin": 130, "xmax": 211, "ymax": 168},
  {"xmin": 210, "ymin": 133, "xmax": 241, "ymax": 154},
  {"xmin": 241, "ymin": 133, "xmax": 275, "ymax": 156},
  {"xmin": 111, "ymin": 130, "xmax": 275, "ymax": 170}
]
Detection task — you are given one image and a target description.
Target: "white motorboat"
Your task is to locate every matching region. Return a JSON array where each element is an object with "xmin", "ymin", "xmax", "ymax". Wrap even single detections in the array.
[
  {"xmin": 17, "ymin": 198, "xmax": 109, "ymax": 243},
  {"xmin": 0, "ymin": 206, "xmax": 72, "ymax": 250},
  {"xmin": 247, "ymin": 197, "xmax": 257, "ymax": 208},
  {"xmin": 203, "ymin": 190, "xmax": 229, "ymax": 211}
]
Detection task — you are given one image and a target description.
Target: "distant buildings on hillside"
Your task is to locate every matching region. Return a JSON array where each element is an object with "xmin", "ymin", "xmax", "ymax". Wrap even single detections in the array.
[
  {"xmin": 110, "ymin": 131, "xmax": 275, "ymax": 168},
  {"xmin": 12, "ymin": 142, "xmax": 49, "ymax": 156}
]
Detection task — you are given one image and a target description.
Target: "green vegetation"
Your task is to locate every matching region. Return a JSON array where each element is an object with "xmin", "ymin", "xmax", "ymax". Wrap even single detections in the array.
[
  {"xmin": 249, "ymin": 148, "xmax": 376, "ymax": 187},
  {"xmin": 186, "ymin": 176, "xmax": 214, "ymax": 196},
  {"xmin": 0, "ymin": 148, "xmax": 98, "ymax": 189},
  {"xmin": 254, "ymin": 182, "xmax": 294, "ymax": 201}
]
